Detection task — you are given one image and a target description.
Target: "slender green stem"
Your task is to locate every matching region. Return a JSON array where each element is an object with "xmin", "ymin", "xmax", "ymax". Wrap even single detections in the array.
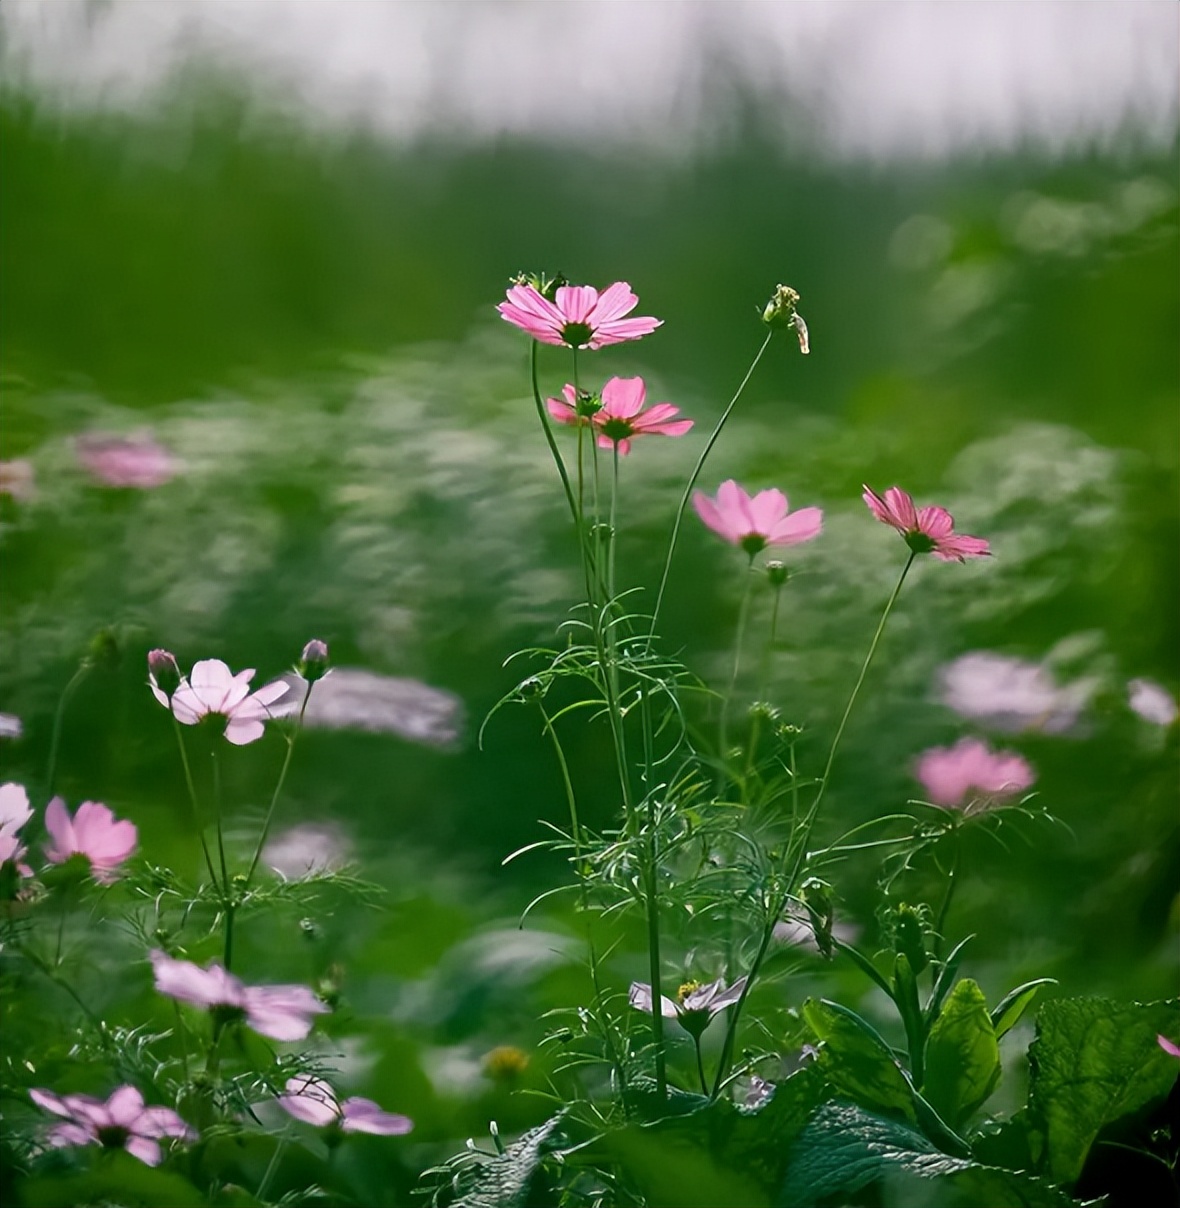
[
  {"xmin": 46, "ymin": 664, "xmax": 89, "ymax": 797},
  {"xmin": 638, "ymin": 689, "xmax": 667, "ymax": 1099},
  {"xmin": 530, "ymin": 341, "xmax": 580, "ymax": 529},
  {"xmin": 719, "ymin": 559, "xmax": 756, "ymax": 768},
  {"xmin": 258, "ymin": 1131, "xmax": 291, "ymax": 1202},
  {"xmin": 210, "ymin": 746, "xmax": 234, "ymax": 970},
  {"xmin": 932, "ymin": 829, "xmax": 962, "ymax": 959},
  {"xmin": 694, "ymin": 1035, "xmax": 709, "ymax": 1095},
  {"xmin": 244, "ymin": 682, "xmax": 314, "ymax": 886},
  {"xmin": 171, "ymin": 717, "xmax": 219, "ymax": 891},
  {"xmin": 649, "ymin": 329, "xmax": 775, "ymax": 641},
  {"xmin": 745, "ymin": 580, "xmax": 784, "ymax": 786}
]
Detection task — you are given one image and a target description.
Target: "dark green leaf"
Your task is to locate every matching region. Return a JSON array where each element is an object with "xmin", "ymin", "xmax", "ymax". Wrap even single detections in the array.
[
  {"xmin": 923, "ymin": 978, "xmax": 1001, "ymax": 1128},
  {"xmin": 1029, "ymin": 996, "xmax": 1180, "ymax": 1185},
  {"xmin": 925, "ymin": 935, "xmax": 974, "ymax": 1028},
  {"xmin": 20, "ymin": 1151, "xmax": 207, "ymax": 1208}
]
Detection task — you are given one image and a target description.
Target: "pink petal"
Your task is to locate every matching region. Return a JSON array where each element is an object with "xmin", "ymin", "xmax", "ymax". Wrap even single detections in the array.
[
  {"xmin": 47, "ymin": 1122, "xmax": 96, "ymax": 1148},
  {"xmin": 30, "ymin": 1088, "xmax": 76, "ymax": 1118},
  {"xmin": 882, "ymin": 487, "xmax": 918, "ymax": 530},
  {"xmin": 1158, "ymin": 1035, "xmax": 1180, "ymax": 1059},
  {"xmin": 189, "ymin": 660, "xmax": 254, "ymax": 713},
  {"xmin": 600, "ymin": 376, "xmax": 646, "ymax": 419},
  {"xmin": 916, "ymin": 506, "xmax": 954, "ymax": 539},
  {"xmin": 0, "ymin": 783, "xmax": 32, "ymax": 833},
  {"xmin": 43, "ymin": 797, "xmax": 76, "ymax": 863},
  {"xmin": 628, "ymin": 981, "xmax": 679, "ymax": 1019},
  {"xmin": 341, "ymin": 1097, "xmax": 414, "ymax": 1135},
  {"xmin": 932, "ymin": 534, "xmax": 991, "ymax": 561},
  {"xmin": 715, "ymin": 480, "xmax": 754, "ymax": 535},
  {"xmin": 586, "ymin": 281, "xmax": 638, "ymax": 325},
  {"xmin": 168, "ymin": 683, "xmax": 205, "ymax": 725},
  {"xmin": 862, "ymin": 485, "xmax": 895, "ymax": 527},
  {"xmin": 546, "ymin": 393, "xmax": 580, "ymax": 426},
  {"xmin": 243, "ymin": 984, "xmax": 328, "ymax": 1041},
  {"xmin": 105, "ymin": 1086, "xmax": 147, "ymax": 1127},
  {"xmin": 767, "ymin": 506, "xmax": 823, "ymax": 547},
  {"xmin": 151, "ymin": 951, "xmax": 243, "ymax": 1009},
  {"xmin": 136, "ymin": 1106, "xmax": 193, "ymax": 1139},
  {"xmin": 554, "ymin": 284, "xmax": 598, "ymax": 325},
  {"xmin": 693, "ymin": 490, "xmax": 740, "ymax": 544},
  {"xmin": 277, "ymin": 1076, "xmax": 340, "ymax": 1126},
  {"xmin": 124, "ymin": 1136, "xmax": 163, "ymax": 1165},
  {"xmin": 747, "ymin": 489, "xmax": 789, "ymax": 537},
  {"xmin": 223, "ymin": 717, "xmax": 266, "ymax": 746},
  {"xmin": 587, "ymin": 316, "xmax": 663, "ymax": 348}
]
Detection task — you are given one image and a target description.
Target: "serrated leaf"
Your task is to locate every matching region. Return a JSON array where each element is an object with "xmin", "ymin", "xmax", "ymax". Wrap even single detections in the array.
[
  {"xmin": 923, "ymin": 978, "xmax": 1001, "ymax": 1128},
  {"xmin": 1029, "ymin": 995, "xmax": 1180, "ymax": 1185},
  {"xmin": 455, "ymin": 1114, "xmax": 566, "ymax": 1208},
  {"xmin": 779, "ymin": 1102, "xmax": 1082, "ymax": 1207},
  {"xmin": 803, "ymin": 998, "xmax": 915, "ymax": 1122}
]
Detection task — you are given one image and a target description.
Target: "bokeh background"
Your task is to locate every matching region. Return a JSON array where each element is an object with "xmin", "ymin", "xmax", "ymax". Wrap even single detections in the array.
[{"xmin": 1, "ymin": 2, "xmax": 1177, "ymax": 1200}]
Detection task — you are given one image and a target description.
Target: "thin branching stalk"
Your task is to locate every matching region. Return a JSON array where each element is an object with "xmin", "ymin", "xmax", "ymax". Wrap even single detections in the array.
[
  {"xmin": 719, "ymin": 558, "xmax": 756, "ymax": 769},
  {"xmin": 46, "ymin": 664, "xmax": 89, "ymax": 797},
  {"xmin": 932, "ymin": 825, "xmax": 962, "ymax": 959},
  {"xmin": 172, "ymin": 717, "xmax": 220, "ymax": 892}
]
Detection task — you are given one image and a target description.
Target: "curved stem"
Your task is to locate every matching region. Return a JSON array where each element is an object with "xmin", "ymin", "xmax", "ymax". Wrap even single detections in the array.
[
  {"xmin": 171, "ymin": 717, "xmax": 219, "ymax": 891},
  {"xmin": 649, "ymin": 329, "xmax": 774, "ymax": 641},
  {"xmin": 932, "ymin": 828, "xmax": 962, "ymax": 959},
  {"xmin": 46, "ymin": 664, "xmax": 89, "ymax": 797}
]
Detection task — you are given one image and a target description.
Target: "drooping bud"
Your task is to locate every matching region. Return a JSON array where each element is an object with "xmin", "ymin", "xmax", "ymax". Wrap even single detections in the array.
[
  {"xmin": 148, "ymin": 649, "xmax": 182, "ymax": 698},
  {"xmin": 760, "ymin": 284, "xmax": 810, "ymax": 354},
  {"xmin": 298, "ymin": 639, "xmax": 330, "ymax": 683}
]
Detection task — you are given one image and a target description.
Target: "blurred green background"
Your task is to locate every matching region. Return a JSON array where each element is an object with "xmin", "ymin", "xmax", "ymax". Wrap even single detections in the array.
[{"xmin": 0, "ymin": 7, "xmax": 1177, "ymax": 1198}]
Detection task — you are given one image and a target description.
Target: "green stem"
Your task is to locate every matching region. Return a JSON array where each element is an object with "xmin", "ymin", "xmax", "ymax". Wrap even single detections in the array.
[
  {"xmin": 46, "ymin": 664, "xmax": 89, "ymax": 797},
  {"xmin": 531, "ymin": 340, "xmax": 580, "ymax": 529},
  {"xmin": 244, "ymin": 681, "xmax": 314, "ymax": 887},
  {"xmin": 932, "ymin": 829, "xmax": 962, "ymax": 959},
  {"xmin": 210, "ymin": 746, "xmax": 234, "ymax": 971},
  {"xmin": 745, "ymin": 580, "xmax": 784, "ymax": 787},
  {"xmin": 719, "ymin": 558, "xmax": 756, "ymax": 770},
  {"xmin": 649, "ymin": 329, "xmax": 774, "ymax": 641},
  {"xmin": 171, "ymin": 717, "xmax": 220, "ymax": 891},
  {"xmin": 694, "ymin": 1035, "xmax": 709, "ymax": 1095},
  {"xmin": 638, "ymin": 689, "xmax": 667, "ymax": 1099}
]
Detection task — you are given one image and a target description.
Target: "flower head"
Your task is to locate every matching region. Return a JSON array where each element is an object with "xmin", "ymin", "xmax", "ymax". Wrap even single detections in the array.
[
  {"xmin": 0, "ymin": 782, "xmax": 33, "ymax": 880},
  {"xmin": 914, "ymin": 737, "xmax": 1034, "ymax": 812},
  {"xmin": 76, "ymin": 432, "xmax": 176, "ymax": 489},
  {"xmin": 298, "ymin": 639, "xmax": 331, "ymax": 683},
  {"xmin": 693, "ymin": 480, "xmax": 822, "ymax": 556},
  {"xmin": 150, "ymin": 950, "xmax": 328, "ymax": 1041},
  {"xmin": 276, "ymin": 1076, "xmax": 412, "ymax": 1136},
  {"xmin": 547, "ymin": 376, "xmax": 692, "ymax": 455},
  {"xmin": 862, "ymin": 485, "xmax": 989, "ymax": 562},
  {"xmin": 629, "ymin": 975, "xmax": 748, "ymax": 1037},
  {"xmin": 498, "ymin": 280, "xmax": 661, "ymax": 350},
  {"xmin": 44, "ymin": 798, "xmax": 138, "ymax": 882},
  {"xmin": 150, "ymin": 658, "xmax": 288, "ymax": 746},
  {"xmin": 29, "ymin": 1086, "xmax": 192, "ymax": 1166}
]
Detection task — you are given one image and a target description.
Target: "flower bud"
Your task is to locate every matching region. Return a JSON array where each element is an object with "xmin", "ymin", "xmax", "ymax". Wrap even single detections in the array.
[
  {"xmin": 148, "ymin": 649, "xmax": 182, "ymax": 698},
  {"xmin": 298, "ymin": 639, "xmax": 330, "ymax": 683},
  {"xmin": 510, "ymin": 270, "xmax": 567, "ymax": 302},
  {"xmin": 765, "ymin": 560, "xmax": 789, "ymax": 586},
  {"xmin": 85, "ymin": 627, "xmax": 121, "ymax": 671},
  {"xmin": 761, "ymin": 284, "xmax": 810, "ymax": 354}
]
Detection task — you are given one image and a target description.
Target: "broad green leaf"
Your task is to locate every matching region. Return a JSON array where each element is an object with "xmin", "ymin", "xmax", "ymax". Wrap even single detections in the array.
[
  {"xmin": 602, "ymin": 1065, "xmax": 825, "ymax": 1207},
  {"xmin": 779, "ymin": 1102, "xmax": 1082, "ymax": 1208},
  {"xmin": 991, "ymin": 978, "xmax": 1056, "ymax": 1039},
  {"xmin": 923, "ymin": 978, "xmax": 1001, "ymax": 1128},
  {"xmin": 1029, "ymin": 996, "xmax": 1180, "ymax": 1185},
  {"xmin": 803, "ymin": 998, "xmax": 915, "ymax": 1121},
  {"xmin": 20, "ymin": 1151, "xmax": 207, "ymax": 1208}
]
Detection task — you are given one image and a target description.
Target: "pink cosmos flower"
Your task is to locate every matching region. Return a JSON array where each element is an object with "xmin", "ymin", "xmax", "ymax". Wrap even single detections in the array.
[
  {"xmin": 76, "ymin": 432, "xmax": 176, "ymax": 489},
  {"xmin": 276, "ymin": 1075, "xmax": 413, "ymax": 1135},
  {"xmin": 547, "ymin": 376, "xmax": 692, "ymax": 455},
  {"xmin": 498, "ymin": 281, "xmax": 662, "ymax": 350},
  {"xmin": 44, "ymin": 798, "xmax": 138, "ymax": 882},
  {"xmin": 862, "ymin": 485, "xmax": 990, "ymax": 562},
  {"xmin": 150, "ymin": 950, "xmax": 328, "ymax": 1041},
  {"xmin": 150, "ymin": 658, "xmax": 288, "ymax": 746},
  {"xmin": 693, "ymin": 480, "xmax": 823, "ymax": 556},
  {"xmin": 29, "ymin": 1085, "xmax": 192, "ymax": 1166},
  {"xmin": 0, "ymin": 782, "xmax": 33, "ymax": 877},
  {"xmin": 914, "ymin": 737, "xmax": 1034, "ymax": 812},
  {"xmin": 629, "ymin": 975, "xmax": 748, "ymax": 1037},
  {"xmin": 1159, "ymin": 1035, "xmax": 1180, "ymax": 1059}
]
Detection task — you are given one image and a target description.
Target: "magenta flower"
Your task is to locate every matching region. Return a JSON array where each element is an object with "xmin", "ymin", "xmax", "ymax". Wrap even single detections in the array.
[
  {"xmin": 693, "ymin": 480, "xmax": 823, "ymax": 556},
  {"xmin": 498, "ymin": 281, "xmax": 661, "ymax": 350},
  {"xmin": 548, "ymin": 376, "xmax": 692, "ymax": 456},
  {"xmin": 29, "ymin": 1086, "xmax": 192, "ymax": 1166},
  {"xmin": 629, "ymin": 975, "xmax": 748, "ymax": 1037},
  {"xmin": 862, "ymin": 485, "xmax": 990, "ymax": 562},
  {"xmin": 44, "ymin": 798, "xmax": 138, "ymax": 882},
  {"xmin": 76, "ymin": 432, "xmax": 176, "ymax": 489},
  {"xmin": 150, "ymin": 658, "xmax": 288, "ymax": 746},
  {"xmin": 914, "ymin": 737, "xmax": 1034, "ymax": 812},
  {"xmin": 150, "ymin": 950, "xmax": 328, "ymax": 1041},
  {"xmin": 277, "ymin": 1076, "xmax": 413, "ymax": 1135}
]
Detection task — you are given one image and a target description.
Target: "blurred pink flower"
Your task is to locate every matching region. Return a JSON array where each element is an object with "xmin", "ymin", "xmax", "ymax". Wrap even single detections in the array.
[
  {"xmin": 150, "ymin": 658, "xmax": 288, "ymax": 745},
  {"xmin": 1159, "ymin": 1035, "xmax": 1180, "ymax": 1059},
  {"xmin": 1128, "ymin": 678, "xmax": 1178, "ymax": 727},
  {"xmin": 150, "ymin": 950, "xmax": 328, "ymax": 1041},
  {"xmin": 0, "ymin": 782, "xmax": 33, "ymax": 877},
  {"xmin": 693, "ymin": 480, "xmax": 823, "ymax": 555},
  {"xmin": 939, "ymin": 651, "xmax": 1095, "ymax": 735},
  {"xmin": 0, "ymin": 459, "xmax": 35, "ymax": 501},
  {"xmin": 547, "ymin": 376, "xmax": 692, "ymax": 456},
  {"xmin": 862, "ymin": 485, "xmax": 989, "ymax": 562},
  {"xmin": 29, "ymin": 1085, "xmax": 192, "ymax": 1166},
  {"xmin": 498, "ymin": 281, "xmax": 661, "ymax": 350},
  {"xmin": 76, "ymin": 432, "xmax": 176, "ymax": 489},
  {"xmin": 914, "ymin": 737, "xmax": 1034, "ymax": 811},
  {"xmin": 276, "ymin": 1075, "xmax": 413, "ymax": 1135},
  {"xmin": 630, "ymin": 975, "xmax": 748, "ymax": 1036},
  {"xmin": 44, "ymin": 798, "xmax": 138, "ymax": 881}
]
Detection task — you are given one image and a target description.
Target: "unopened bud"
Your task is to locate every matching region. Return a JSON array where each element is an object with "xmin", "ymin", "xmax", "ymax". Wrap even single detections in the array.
[
  {"xmin": 766, "ymin": 560, "xmax": 789, "ymax": 586},
  {"xmin": 85, "ymin": 627, "xmax": 121, "ymax": 671},
  {"xmin": 298, "ymin": 639, "xmax": 330, "ymax": 683},
  {"xmin": 761, "ymin": 284, "xmax": 809, "ymax": 354},
  {"xmin": 518, "ymin": 676, "xmax": 547, "ymax": 702},
  {"xmin": 510, "ymin": 270, "xmax": 567, "ymax": 302},
  {"xmin": 148, "ymin": 649, "xmax": 182, "ymax": 697}
]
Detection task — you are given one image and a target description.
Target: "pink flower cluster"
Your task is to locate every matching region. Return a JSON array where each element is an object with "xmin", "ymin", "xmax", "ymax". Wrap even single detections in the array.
[
  {"xmin": 915, "ymin": 737, "xmax": 1034, "ymax": 812},
  {"xmin": 499, "ymin": 280, "xmax": 661, "ymax": 350},
  {"xmin": 30, "ymin": 1086, "xmax": 191, "ymax": 1166},
  {"xmin": 547, "ymin": 376, "xmax": 692, "ymax": 455},
  {"xmin": 151, "ymin": 951, "xmax": 328, "ymax": 1041}
]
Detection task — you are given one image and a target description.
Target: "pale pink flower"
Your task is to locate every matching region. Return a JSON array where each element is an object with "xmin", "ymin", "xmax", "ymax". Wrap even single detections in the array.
[
  {"xmin": 693, "ymin": 480, "xmax": 822, "ymax": 556},
  {"xmin": 44, "ymin": 798, "xmax": 138, "ymax": 882},
  {"xmin": 29, "ymin": 1085, "xmax": 192, "ymax": 1166},
  {"xmin": 276, "ymin": 1076, "xmax": 413, "ymax": 1135},
  {"xmin": 939, "ymin": 651, "xmax": 1095, "ymax": 735},
  {"xmin": 548, "ymin": 376, "xmax": 692, "ymax": 455},
  {"xmin": 1128, "ymin": 678, "xmax": 1178, "ymax": 727},
  {"xmin": 0, "ymin": 459, "xmax": 35, "ymax": 501},
  {"xmin": 0, "ymin": 782, "xmax": 33, "ymax": 878},
  {"xmin": 150, "ymin": 950, "xmax": 328, "ymax": 1041},
  {"xmin": 497, "ymin": 281, "xmax": 661, "ymax": 350},
  {"xmin": 862, "ymin": 485, "xmax": 989, "ymax": 562},
  {"xmin": 1158, "ymin": 1035, "xmax": 1180, "ymax": 1059},
  {"xmin": 629, "ymin": 975, "xmax": 748, "ymax": 1037},
  {"xmin": 151, "ymin": 658, "xmax": 288, "ymax": 746},
  {"xmin": 76, "ymin": 432, "xmax": 176, "ymax": 489},
  {"xmin": 914, "ymin": 737, "xmax": 1034, "ymax": 812}
]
